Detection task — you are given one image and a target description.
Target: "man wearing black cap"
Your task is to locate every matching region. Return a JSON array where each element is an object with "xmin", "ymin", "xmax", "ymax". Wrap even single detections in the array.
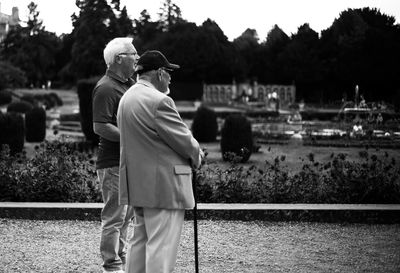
[{"xmin": 117, "ymin": 50, "xmax": 204, "ymax": 273}]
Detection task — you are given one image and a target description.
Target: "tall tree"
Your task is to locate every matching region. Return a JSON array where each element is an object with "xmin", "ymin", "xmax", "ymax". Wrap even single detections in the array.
[
  {"xmin": 197, "ymin": 19, "xmax": 236, "ymax": 83},
  {"xmin": 255, "ymin": 25, "xmax": 290, "ymax": 84},
  {"xmin": 280, "ymin": 24, "xmax": 323, "ymax": 102},
  {"xmin": 55, "ymin": 33, "xmax": 75, "ymax": 85},
  {"xmin": 117, "ymin": 6, "xmax": 134, "ymax": 36},
  {"xmin": 27, "ymin": 2, "xmax": 43, "ymax": 35},
  {"xmin": 132, "ymin": 9, "xmax": 161, "ymax": 52},
  {"xmin": 1, "ymin": 1, "xmax": 59, "ymax": 87},
  {"xmin": 233, "ymin": 28, "xmax": 260, "ymax": 81},
  {"xmin": 319, "ymin": 8, "xmax": 400, "ymax": 102},
  {"xmin": 71, "ymin": 0, "xmax": 120, "ymax": 79},
  {"xmin": 157, "ymin": 0, "xmax": 185, "ymax": 32}
]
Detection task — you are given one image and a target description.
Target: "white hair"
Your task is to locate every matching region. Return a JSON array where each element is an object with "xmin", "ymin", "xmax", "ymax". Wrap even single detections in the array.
[{"xmin": 103, "ymin": 37, "xmax": 135, "ymax": 67}]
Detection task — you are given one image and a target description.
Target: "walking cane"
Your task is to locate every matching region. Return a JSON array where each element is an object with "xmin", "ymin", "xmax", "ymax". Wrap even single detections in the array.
[
  {"xmin": 192, "ymin": 168, "xmax": 199, "ymax": 273},
  {"xmin": 192, "ymin": 149, "xmax": 206, "ymax": 273}
]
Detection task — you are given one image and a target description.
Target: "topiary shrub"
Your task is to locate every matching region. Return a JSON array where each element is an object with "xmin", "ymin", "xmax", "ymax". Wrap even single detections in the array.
[
  {"xmin": 7, "ymin": 100, "xmax": 33, "ymax": 114},
  {"xmin": 25, "ymin": 106, "xmax": 46, "ymax": 142},
  {"xmin": 77, "ymin": 77, "xmax": 100, "ymax": 144},
  {"xmin": 60, "ymin": 113, "xmax": 80, "ymax": 122},
  {"xmin": 220, "ymin": 114, "xmax": 253, "ymax": 163},
  {"xmin": 48, "ymin": 92, "xmax": 63, "ymax": 106},
  {"xmin": 20, "ymin": 94, "xmax": 37, "ymax": 106},
  {"xmin": 0, "ymin": 111, "xmax": 25, "ymax": 155},
  {"xmin": 0, "ymin": 90, "xmax": 12, "ymax": 105},
  {"xmin": 191, "ymin": 106, "xmax": 218, "ymax": 142}
]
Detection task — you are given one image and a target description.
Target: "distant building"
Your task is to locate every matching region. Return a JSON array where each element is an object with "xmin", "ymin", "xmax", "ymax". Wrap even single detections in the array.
[
  {"xmin": 0, "ymin": 3, "xmax": 20, "ymax": 41},
  {"xmin": 202, "ymin": 80, "xmax": 296, "ymax": 110}
]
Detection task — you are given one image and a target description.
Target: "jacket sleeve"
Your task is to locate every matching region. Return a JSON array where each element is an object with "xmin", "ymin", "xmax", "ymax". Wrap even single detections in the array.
[{"xmin": 154, "ymin": 96, "xmax": 201, "ymax": 168}]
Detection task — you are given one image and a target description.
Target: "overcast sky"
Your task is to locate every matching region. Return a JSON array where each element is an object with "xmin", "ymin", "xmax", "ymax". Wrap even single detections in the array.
[{"xmin": 1, "ymin": 0, "xmax": 400, "ymax": 41}]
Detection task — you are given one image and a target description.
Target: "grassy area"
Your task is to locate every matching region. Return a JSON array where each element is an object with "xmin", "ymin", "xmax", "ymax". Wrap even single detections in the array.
[
  {"xmin": 201, "ymin": 142, "xmax": 400, "ymax": 173},
  {"xmin": 1, "ymin": 219, "xmax": 399, "ymax": 273},
  {"xmin": 12, "ymin": 88, "xmax": 79, "ymax": 115},
  {"xmin": 8, "ymin": 88, "xmax": 400, "ymax": 170}
]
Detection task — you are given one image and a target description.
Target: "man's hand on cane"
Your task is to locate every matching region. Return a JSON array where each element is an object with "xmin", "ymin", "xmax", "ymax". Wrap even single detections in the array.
[
  {"xmin": 199, "ymin": 148, "xmax": 208, "ymax": 168},
  {"xmin": 193, "ymin": 148, "xmax": 207, "ymax": 170}
]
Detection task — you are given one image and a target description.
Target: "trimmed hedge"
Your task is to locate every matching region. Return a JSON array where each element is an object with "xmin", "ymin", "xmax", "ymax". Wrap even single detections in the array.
[
  {"xmin": 60, "ymin": 113, "xmax": 80, "ymax": 122},
  {"xmin": 0, "ymin": 90, "xmax": 12, "ymax": 105},
  {"xmin": 25, "ymin": 107, "xmax": 46, "ymax": 142},
  {"xmin": 0, "ymin": 112, "xmax": 25, "ymax": 155},
  {"xmin": 192, "ymin": 106, "xmax": 218, "ymax": 142},
  {"xmin": 77, "ymin": 77, "xmax": 100, "ymax": 144},
  {"xmin": 7, "ymin": 101, "xmax": 33, "ymax": 114},
  {"xmin": 20, "ymin": 93, "xmax": 63, "ymax": 110},
  {"xmin": 220, "ymin": 114, "xmax": 253, "ymax": 163}
]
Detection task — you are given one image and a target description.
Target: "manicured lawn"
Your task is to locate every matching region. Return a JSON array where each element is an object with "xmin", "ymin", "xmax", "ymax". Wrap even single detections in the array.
[
  {"xmin": 201, "ymin": 142, "xmax": 400, "ymax": 173},
  {"xmin": 12, "ymin": 88, "xmax": 79, "ymax": 115}
]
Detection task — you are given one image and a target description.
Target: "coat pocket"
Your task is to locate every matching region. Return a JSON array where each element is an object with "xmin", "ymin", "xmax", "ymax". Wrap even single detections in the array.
[
  {"xmin": 173, "ymin": 165, "xmax": 194, "ymax": 208},
  {"xmin": 174, "ymin": 165, "xmax": 191, "ymax": 175}
]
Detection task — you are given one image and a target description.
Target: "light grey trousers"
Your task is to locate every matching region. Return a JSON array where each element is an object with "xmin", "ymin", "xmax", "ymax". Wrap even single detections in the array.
[
  {"xmin": 97, "ymin": 166, "xmax": 135, "ymax": 272},
  {"xmin": 126, "ymin": 207, "xmax": 185, "ymax": 273}
]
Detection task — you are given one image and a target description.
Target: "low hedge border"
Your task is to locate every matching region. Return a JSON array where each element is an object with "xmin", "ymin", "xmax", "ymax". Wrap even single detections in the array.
[
  {"xmin": 258, "ymin": 138, "xmax": 400, "ymax": 149},
  {"xmin": 1, "ymin": 203, "xmax": 399, "ymax": 223}
]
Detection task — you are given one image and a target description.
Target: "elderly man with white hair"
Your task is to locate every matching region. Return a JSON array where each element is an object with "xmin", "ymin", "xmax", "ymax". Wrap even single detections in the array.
[{"xmin": 92, "ymin": 37, "xmax": 139, "ymax": 273}]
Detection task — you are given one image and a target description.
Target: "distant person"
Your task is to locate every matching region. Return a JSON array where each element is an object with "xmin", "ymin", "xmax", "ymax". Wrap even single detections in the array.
[
  {"xmin": 117, "ymin": 50, "xmax": 204, "ymax": 273},
  {"xmin": 376, "ymin": 113, "xmax": 384, "ymax": 125},
  {"xmin": 287, "ymin": 110, "xmax": 302, "ymax": 124},
  {"xmin": 92, "ymin": 37, "xmax": 139, "ymax": 273},
  {"xmin": 359, "ymin": 95, "xmax": 367, "ymax": 108},
  {"xmin": 367, "ymin": 112, "xmax": 375, "ymax": 124},
  {"xmin": 352, "ymin": 121, "xmax": 363, "ymax": 137}
]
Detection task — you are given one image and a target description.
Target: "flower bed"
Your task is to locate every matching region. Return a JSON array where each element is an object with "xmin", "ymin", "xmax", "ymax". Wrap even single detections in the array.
[
  {"xmin": 0, "ymin": 142, "xmax": 100, "ymax": 202},
  {"xmin": 1, "ymin": 142, "xmax": 399, "ymax": 204}
]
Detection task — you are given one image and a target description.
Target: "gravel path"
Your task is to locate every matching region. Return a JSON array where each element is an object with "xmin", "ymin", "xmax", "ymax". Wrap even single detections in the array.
[{"xmin": 1, "ymin": 218, "xmax": 399, "ymax": 273}]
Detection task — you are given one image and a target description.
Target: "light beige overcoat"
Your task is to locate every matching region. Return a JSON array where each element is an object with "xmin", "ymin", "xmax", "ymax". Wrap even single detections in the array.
[{"xmin": 117, "ymin": 79, "xmax": 201, "ymax": 209}]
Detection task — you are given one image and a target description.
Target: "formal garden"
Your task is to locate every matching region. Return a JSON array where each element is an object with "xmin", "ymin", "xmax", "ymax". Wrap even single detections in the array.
[
  {"xmin": 1, "ymin": 86, "xmax": 400, "ymax": 206},
  {"xmin": 1, "ymin": 1, "xmax": 400, "ymax": 271}
]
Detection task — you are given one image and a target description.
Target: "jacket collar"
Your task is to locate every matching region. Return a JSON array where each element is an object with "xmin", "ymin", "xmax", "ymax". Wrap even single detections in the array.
[
  {"xmin": 137, "ymin": 79, "xmax": 157, "ymax": 90},
  {"xmin": 106, "ymin": 69, "xmax": 129, "ymax": 84}
]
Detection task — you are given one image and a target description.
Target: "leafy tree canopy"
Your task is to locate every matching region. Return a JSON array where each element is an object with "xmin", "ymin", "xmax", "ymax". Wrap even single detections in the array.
[{"xmin": 0, "ymin": 2, "xmax": 59, "ymax": 87}]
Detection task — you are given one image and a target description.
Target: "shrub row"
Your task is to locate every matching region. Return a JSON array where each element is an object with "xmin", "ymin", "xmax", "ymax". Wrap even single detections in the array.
[
  {"xmin": 0, "ymin": 90, "xmax": 12, "ymax": 105},
  {"xmin": 0, "ymin": 142, "xmax": 100, "ymax": 202},
  {"xmin": 1, "ymin": 141, "xmax": 398, "ymax": 204},
  {"xmin": 191, "ymin": 107, "xmax": 255, "ymax": 162},
  {"xmin": 196, "ymin": 150, "xmax": 400, "ymax": 204},
  {"xmin": 0, "ymin": 107, "xmax": 47, "ymax": 151},
  {"xmin": 0, "ymin": 112, "xmax": 25, "ymax": 155},
  {"xmin": 7, "ymin": 100, "xmax": 33, "ymax": 113},
  {"xmin": 20, "ymin": 92, "xmax": 63, "ymax": 110}
]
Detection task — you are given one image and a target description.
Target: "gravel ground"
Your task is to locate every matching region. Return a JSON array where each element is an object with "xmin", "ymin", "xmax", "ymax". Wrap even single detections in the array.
[{"xmin": 1, "ymin": 218, "xmax": 400, "ymax": 273}]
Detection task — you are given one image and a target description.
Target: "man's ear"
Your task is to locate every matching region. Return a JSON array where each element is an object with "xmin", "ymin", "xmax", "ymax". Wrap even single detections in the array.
[{"xmin": 114, "ymin": 55, "xmax": 123, "ymax": 64}]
